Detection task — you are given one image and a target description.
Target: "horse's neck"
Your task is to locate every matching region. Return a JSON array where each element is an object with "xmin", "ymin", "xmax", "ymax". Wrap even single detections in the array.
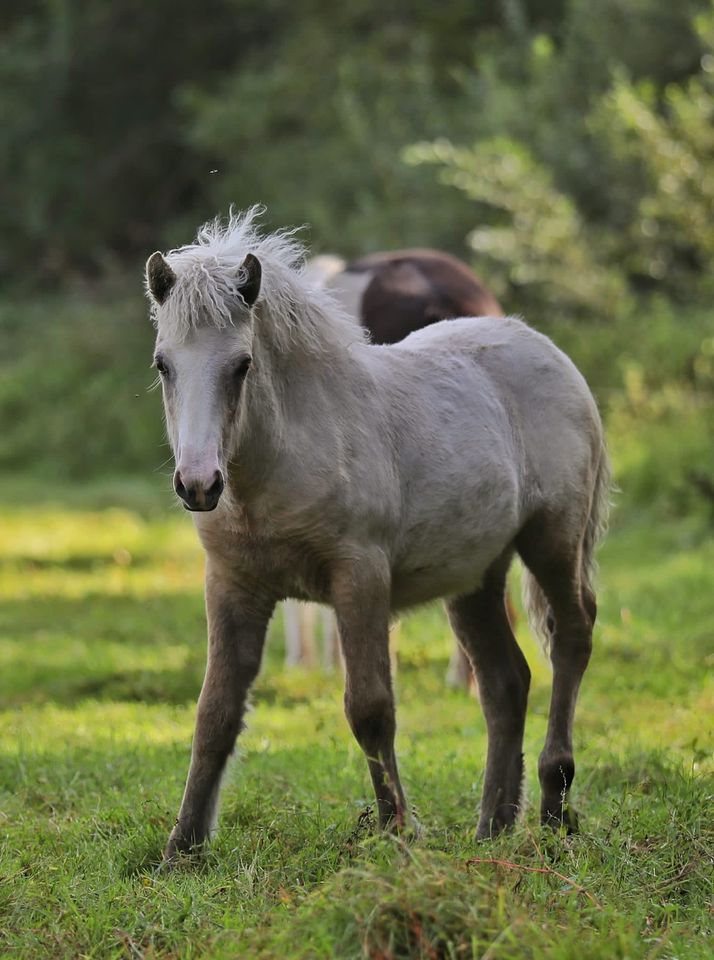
[
  {"xmin": 228, "ymin": 336, "xmax": 285, "ymax": 493},
  {"xmin": 229, "ymin": 300, "xmax": 356, "ymax": 498}
]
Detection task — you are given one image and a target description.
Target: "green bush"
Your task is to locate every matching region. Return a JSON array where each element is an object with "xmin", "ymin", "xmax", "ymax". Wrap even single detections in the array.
[
  {"xmin": 591, "ymin": 10, "xmax": 714, "ymax": 296},
  {"xmin": 609, "ymin": 355, "xmax": 714, "ymax": 519},
  {"xmin": 0, "ymin": 291, "xmax": 163, "ymax": 479},
  {"xmin": 403, "ymin": 2, "xmax": 714, "ymax": 310},
  {"xmin": 405, "ymin": 136, "xmax": 627, "ymax": 321}
]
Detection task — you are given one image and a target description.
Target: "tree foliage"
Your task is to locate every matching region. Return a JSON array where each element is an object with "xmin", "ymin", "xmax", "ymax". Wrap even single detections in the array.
[
  {"xmin": 405, "ymin": 0, "xmax": 714, "ymax": 315},
  {"xmin": 0, "ymin": 0, "xmax": 242, "ymax": 280},
  {"xmin": 3, "ymin": 0, "xmax": 711, "ymax": 300}
]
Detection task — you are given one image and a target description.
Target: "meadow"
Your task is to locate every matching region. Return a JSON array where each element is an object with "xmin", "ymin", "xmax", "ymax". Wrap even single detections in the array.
[
  {"xmin": 0, "ymin": 483, "xmax": 711, "ymax": 959},
  {"xmin": 3, "ymin": 2, "xmax": 714, "ymax": 955}
]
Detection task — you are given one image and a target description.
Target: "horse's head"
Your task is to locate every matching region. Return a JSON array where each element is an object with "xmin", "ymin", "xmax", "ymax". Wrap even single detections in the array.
[{"xmin": 146, "ymin": 250, "xmax": 262, "ymax": 512}]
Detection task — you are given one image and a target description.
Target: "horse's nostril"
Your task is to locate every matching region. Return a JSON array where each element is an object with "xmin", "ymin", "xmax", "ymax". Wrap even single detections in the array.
[
  {"xmin": 207, "ymin": 471, "xmax": 224, "ymax": 501},
  {"xmin": 173, "ymin": 469, "xmax": 223, "ymax": 510},
  {"xmin": 174, "ymin": 471, "xmax": 188, "ymax": 499}
]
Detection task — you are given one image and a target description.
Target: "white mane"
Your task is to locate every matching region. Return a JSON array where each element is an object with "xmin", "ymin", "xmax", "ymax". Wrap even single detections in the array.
[{"xmin": 149, "ymin": 206, "xmax": 366, "ymax": 356}]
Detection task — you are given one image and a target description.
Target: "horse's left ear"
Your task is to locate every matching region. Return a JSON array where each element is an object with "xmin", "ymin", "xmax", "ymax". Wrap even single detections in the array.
[
  {"xmin": 238, "ymin": 253, "xmax": 262, "ymax": 308},
  {"xmin": 146, "ymin": 252, "xmax": 176, "ymax": 305}
]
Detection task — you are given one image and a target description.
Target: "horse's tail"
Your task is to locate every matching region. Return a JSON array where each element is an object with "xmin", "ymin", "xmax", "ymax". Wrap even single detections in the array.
[
  {"xmin": 522, "ymin": 442, "xmax": 612, "ymax": 654},
  {"xmin": 580, "ymin": 443, "xmax": 612, "ymax": 612}
]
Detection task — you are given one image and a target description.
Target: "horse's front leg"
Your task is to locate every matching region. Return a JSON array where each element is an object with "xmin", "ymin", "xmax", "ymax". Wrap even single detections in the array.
[
  {"xmin": 332, "ymin": 556, "xmax": 407, "ymax": 829},
  {"xmin": 164, "ymin": 562, "xmax": 275, "ymax": 863}
]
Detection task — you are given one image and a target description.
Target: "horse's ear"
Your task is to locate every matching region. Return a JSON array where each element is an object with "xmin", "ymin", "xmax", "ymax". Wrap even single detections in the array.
[
  {"xmin": 146, "ymin": 252, "xmax": 176, "ymax": 305},
  {"xmin": 238, "ymin": 253, "xmax": 261, "ymax": 308}
]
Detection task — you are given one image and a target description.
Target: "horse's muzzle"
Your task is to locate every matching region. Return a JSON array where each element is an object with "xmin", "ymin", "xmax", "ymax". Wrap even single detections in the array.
[{"xmin": 173, "ymin": 469, "xmax": 224, "ymax": 511}]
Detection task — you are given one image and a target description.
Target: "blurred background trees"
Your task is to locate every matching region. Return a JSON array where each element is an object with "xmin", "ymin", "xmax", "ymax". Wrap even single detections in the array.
[{"xmin": 2, "ymin": 0, "xmax": 713, "ymax": 514}]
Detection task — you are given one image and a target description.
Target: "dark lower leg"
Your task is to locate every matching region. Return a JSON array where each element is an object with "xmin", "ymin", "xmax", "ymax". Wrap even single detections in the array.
[
  {"xmin": 538, "ymin": 621, "xmax": 591, "ymax": 829},
  {"xmin": 447, "ymin": 566, "xmax": 530, "ymax": 838},
  {"xmin": 334, "ymin": 559, "xmax": 406, "ymax": 830},
  {"xmin": 516, "ymin": 520, "xmax": 594, "ymax": 832},
  {"xmin": 165, "ymin": 575, "xmax": 272, "ymax": 861},
  {"xmin": 533, "ymin": 574, "xmax": 592, "ymax": 829},
  {"xmin": 345, "ymin": 657, "xmax": 406, "ymax": 827},
  {"xmin": 166, "ymin": 672, "xmax": 251, "ymax": 857},
  {"xmin": 349, "ymin": 694, "xmax": 406, "ymax": 827},
  {"xmin": 477, "ymin": 668, "xmax": 529, "ymax": 837}
]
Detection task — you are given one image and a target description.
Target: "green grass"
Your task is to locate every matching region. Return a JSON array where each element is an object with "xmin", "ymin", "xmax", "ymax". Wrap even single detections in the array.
[{"xmin": 0, "ymin": 487, "xmax": 712, "ymax": 958}]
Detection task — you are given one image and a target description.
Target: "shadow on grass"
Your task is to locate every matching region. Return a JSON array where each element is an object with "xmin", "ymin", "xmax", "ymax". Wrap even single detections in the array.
[
  {"xmin": 1, "ymin": 553, "xmax": 157, "ymax": 573},
  {"xmin": 0, "ymin": 590, "xmax": 321, "ymax": 708},
  {"xmin": 0, "ymin": 592, "xmax": 205, "ymax": 706}
]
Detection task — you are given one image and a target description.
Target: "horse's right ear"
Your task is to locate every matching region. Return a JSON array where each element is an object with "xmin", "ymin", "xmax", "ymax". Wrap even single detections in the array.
[{"xmin": 146, "ymin": 252, "xmax": 176, "ymax": 305}]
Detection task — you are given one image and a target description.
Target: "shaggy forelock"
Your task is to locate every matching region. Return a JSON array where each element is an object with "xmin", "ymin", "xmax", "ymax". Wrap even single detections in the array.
[{"xmin": 147, "ymin": 206, "xmax": 366, "ymax": 354}]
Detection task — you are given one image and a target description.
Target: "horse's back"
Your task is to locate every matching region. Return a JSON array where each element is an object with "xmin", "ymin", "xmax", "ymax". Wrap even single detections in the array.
[
  {"xmin": 374, "ymin": 315, "xmax": 603, "ymax": 535},
  {"xmin": 392, "ymin": 315, "xmax": 597, "ymax": 424}
]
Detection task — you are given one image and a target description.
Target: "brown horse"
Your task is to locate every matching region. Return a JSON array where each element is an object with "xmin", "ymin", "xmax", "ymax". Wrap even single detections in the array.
[
  {"xmin": 345, "ymin": 248, "xmax": 503, "ymax": 344},
  {"xmin": 289, "ymin": 249, "xmax": 507, "ymax": 687}
]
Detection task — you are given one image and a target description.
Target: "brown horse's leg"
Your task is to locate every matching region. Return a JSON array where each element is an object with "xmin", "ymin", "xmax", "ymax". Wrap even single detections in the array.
[
  {"xmin": 446, "ymin": 554, "xmax": 530, "ymax": 838},
  {"xmin": 332, "ymin": 558, "xmax": 406, "ymax": 829},
  {"xmin": 164, "ymin": 564, "xmax": 274, "ymax": 862},
  {"xmin": 517, "ymin": 520, "xmax": 593, "ymax": 831}
]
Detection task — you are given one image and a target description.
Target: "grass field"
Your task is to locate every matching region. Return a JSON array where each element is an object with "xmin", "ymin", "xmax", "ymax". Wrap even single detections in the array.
[{"xmin": 0, "ymin": 486, "xmax": 712, "ymax": 958}]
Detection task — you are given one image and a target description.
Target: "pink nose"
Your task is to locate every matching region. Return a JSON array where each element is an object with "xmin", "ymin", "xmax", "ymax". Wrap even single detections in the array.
[{"xmin": 173, "ymin": 469, "xmax": 224, "ymax": 511}]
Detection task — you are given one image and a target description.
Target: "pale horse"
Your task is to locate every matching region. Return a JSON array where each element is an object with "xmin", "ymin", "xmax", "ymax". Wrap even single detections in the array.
[{"xmin": 145, "ymin": 207, "xmax": 609, "ymax": 862}]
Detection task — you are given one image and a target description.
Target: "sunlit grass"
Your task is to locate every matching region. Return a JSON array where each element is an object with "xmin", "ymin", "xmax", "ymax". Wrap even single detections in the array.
[{"xmin": 0, "ymin": 489, "xmax": 711, "ymax": 958}]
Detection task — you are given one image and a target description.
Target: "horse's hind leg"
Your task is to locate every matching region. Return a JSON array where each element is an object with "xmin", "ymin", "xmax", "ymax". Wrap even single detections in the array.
[
  {"xmin": 517, "ymin": 517, "xmax": 594, "ymax": 831},
  {"xmin": 446, "ymin": 553, "xmax": 531, "ymax": 838}
]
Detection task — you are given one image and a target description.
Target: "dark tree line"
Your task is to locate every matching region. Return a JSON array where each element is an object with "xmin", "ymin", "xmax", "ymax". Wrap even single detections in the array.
[{"xmin": 1, "ymin": 0, "xmax": 711, "ymax": 311}]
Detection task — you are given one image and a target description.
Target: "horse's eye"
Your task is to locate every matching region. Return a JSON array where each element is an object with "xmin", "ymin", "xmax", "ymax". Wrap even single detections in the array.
[
  {"xmin": 154, "ymin": 356, "xmax": 169, "ymax": 377},
  {"xmin": 234, "ymin": 356, "xmax": 252, "ymax": 380}
]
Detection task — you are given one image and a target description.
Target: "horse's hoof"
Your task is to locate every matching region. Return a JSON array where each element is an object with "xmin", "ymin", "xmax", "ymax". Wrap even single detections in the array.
[
  {"xmin": 475, "ymin": 810, "xmax": 518, "ymax": 840},
  {"xmin": 406, "ymin": 810, "xmax": 423, "ymax": 840},
  {"xmin": 380, "ymin": 803, "xmax": 422, "ymax": 838},
  {"xmin": 162, "ymin": 841, "xmax": 182, "ymax": 868},
  {"xmin": 541, "ymin": 803, "xmax": 579, "ymax": 835},
  {"xmin": 163, "ymin": 826, "xmax": 205, "ymax": 866},
  {"xmin": 392, "ymin": 809, "xmax": 422, "ymax": 841}
]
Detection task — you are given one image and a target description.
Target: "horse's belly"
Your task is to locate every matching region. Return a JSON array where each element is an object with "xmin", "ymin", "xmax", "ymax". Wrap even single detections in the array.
[
  {"xmin": 391, "ymin": 532, "xmax": 509, "ymax": 609},
  {"xmin": 391, "ymin": 566, "xmax": 483, "ymax": 609}
]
